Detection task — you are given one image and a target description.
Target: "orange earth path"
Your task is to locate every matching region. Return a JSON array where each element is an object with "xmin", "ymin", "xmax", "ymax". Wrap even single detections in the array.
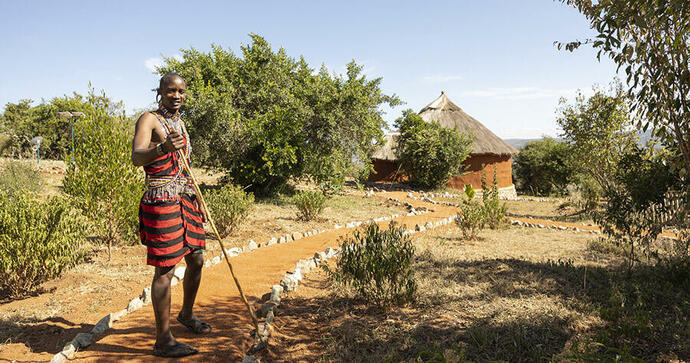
[{"xmin": 75, "ymin": 192, "xmax": 461, "ymax": 362}]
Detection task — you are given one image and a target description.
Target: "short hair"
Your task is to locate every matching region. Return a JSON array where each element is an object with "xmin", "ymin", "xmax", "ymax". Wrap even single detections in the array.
[{"xmin": 157, "ymin": 72, "xmax": 185, "ymax": 93}]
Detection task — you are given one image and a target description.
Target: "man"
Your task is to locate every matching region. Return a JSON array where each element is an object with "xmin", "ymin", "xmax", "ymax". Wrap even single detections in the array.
[{"xmin": 131, "ymin": 73, "xmax": 210, "ymax": 358}]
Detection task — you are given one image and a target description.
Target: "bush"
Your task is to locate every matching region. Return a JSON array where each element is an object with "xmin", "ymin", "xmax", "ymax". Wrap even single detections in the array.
[
  {"xmin": 293, "ymin": 190, "xmax": 326, "ymax": 221},
  {"xmin": 326, "ymin": 222, "xmax": 416, "ymax": 308},
  {"xmin": 0, "ymin": 160, "xmax": 42, "ymax": 193},
  {"xmin": 482, "ymin": 168, "xmax": 507, "ymax": 229},
  {"xmin": 513, "ymin": 137, "xmax": 577, "ymax": 196},
  {"xmin": 455, "ymin": 201, "xmax": 487, "ymax": 240},
  {"xmin": 62, "ymin": 90, "xmax": 142, "ymax": 258},
  {"xmin": 0, "ymin": 191, "xmax": 88, "ymax": 298},
  {"xmin": 204, "ymin": 184, "xmax": 254, "ymax": 238},
  {"xmin": 395, "ymin": 110, "xmax": 474, "ymax": 189}
]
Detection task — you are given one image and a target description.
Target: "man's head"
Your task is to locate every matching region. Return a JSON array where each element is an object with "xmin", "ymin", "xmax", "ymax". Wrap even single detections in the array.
[{"xmin": 157, "ymin": 73, "xmax": 186, "ymax": 112}]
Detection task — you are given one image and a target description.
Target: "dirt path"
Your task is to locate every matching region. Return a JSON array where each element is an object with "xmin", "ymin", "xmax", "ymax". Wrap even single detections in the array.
[{"xmin": 52, "ymin": 192, "xmax": 460, "ymax": 362}]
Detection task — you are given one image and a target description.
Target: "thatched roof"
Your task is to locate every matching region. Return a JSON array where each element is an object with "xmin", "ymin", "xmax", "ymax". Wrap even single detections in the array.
[
  {"xmin": 419, "ymin": 92, "xmax": 518, "ymax": 156},
  {"xmin": 371, "ymin": 92, "xmax": 517, "ymax": 161},
  {"xmin": 371, "ymin": 133, "xmax": 399, "ymax": 161}
]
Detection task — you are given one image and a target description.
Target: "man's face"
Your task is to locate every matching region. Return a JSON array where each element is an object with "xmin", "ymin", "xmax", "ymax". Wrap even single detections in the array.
[{"xmin": 160, "ymin": 76, "xmax": 186, "ymax": 112}]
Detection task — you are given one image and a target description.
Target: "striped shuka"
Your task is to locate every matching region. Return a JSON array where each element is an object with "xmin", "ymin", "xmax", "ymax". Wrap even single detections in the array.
[{"xmin": 139, "ymin": 109, "xmax": 206, "ymax": 267}]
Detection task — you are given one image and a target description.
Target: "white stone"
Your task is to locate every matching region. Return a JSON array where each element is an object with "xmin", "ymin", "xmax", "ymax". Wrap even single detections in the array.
[
  {"xmin": 242, "ymin": 355, "xmax": 261, "ymax": 363},
  {"xmin": 278, "ymin": 236, "xmax": 286, "ymax": 243},
  {"xmin": 346, "ymin": 222, "xmax": 355, "ymax": 228},
  {"xmin": 324, "ymin": 247, "xmax": 335, "ymax": 258},
  {"xmin": 248, "ymin": 240, "xmax": 258, "ymax": 250},
  {"xmin": 280, "ymin": 273, "xmax": 299, "ymax": 292},
  {"xmin": 61, "ymin": 341, "xmax": 78, "ymax": 359},
  {"xmin": 293, "ymin": 268, "xmax": 303, "ymax": 281},
  {"xmin": 173, "ymin": 266, "xmax": 186, "ymax": 280},
  {"xmin": 50, "ymin": 353, "xmax": 68, "ymax": 363},
  {"xmin": 127, "ymin": 297, "xmax": 144, "ymax": 313},
  {"xmin": 73, "ymin": 332, "xmax": 93, "ymax": 348},
  {"xmin": 141, "ymin": 287, "xmax": 152, "ymax": 305},
  {"xmin": 292, "ymin": 231, "xmax": 303, "ymax": 240},
  {"xmin": 285, "ymin": 234, "xmax": 293, "ymax": 242},
  {"xmin": 270, "ymin": 285, "xmax": 283, "ymax": 304},
  {"xmin": 170, "ymin": 277, "xmax": 179, "ymax": 286},
  {"xmin": 212, "ymin": 256, "xmax": 221, "ymax": 264},
  {"xmin": 268, "ymin": 237, "xmax": 278, "ymax": 246},
  {"xmin": 334, "ymin": 224, "xmax": 343, "ymax": 229}
]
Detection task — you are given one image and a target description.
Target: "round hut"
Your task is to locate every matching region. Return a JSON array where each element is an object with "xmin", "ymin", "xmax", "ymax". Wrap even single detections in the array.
[{"xmin": 370, "ymin": 92, "xmax": 518, "ymax": 197}]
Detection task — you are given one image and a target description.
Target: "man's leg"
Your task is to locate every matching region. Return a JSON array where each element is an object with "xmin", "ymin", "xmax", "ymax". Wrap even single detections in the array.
[
  {"xmin": 152, "ymin": 266, "xmax": 176, "ymax": 347},
  {"xmin": 179, "ymin": 252, "xmax": 209, "ymax": 332}
]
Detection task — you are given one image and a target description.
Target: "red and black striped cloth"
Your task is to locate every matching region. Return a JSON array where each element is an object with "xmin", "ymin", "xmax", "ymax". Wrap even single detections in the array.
[
  {"xmin": 139, "ymin": 194, "xmax": 206, "ymax": 267},
  {"xmin": 138, "ymin": 111, "xmax": 206, "ymax": 267}
]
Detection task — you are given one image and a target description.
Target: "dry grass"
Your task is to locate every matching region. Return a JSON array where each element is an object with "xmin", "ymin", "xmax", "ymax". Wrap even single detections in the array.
[
  {"xmin": 504, "ymin": 198, "xmax": 595, "ymax": 224},
  {"xmin": 271, "ymin": 224, "xmax": 690, "ymax": 362}
]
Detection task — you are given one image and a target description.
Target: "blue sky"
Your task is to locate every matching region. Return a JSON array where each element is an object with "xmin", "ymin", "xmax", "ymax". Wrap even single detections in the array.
[{"xmin": 0, "ymin": 0, "xmax": 618, "ymax": 139}]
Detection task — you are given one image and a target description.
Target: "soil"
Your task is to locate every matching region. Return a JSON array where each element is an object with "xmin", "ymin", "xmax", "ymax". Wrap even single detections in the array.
[
  {"xmin": 0, "ymin": 191, "xmax": 458, "ymax": 362},
  {"xmin": 0, "ymin": 188, "xmax": 663, "ymax": 362}
]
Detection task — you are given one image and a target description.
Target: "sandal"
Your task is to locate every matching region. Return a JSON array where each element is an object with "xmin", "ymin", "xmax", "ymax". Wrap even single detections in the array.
[
  {"xmin": 177, "ymin": 313, "xmax": 212, "ymax": 334},
  {"xmin": 153, "ymin": 341, "xmax": 199, "ymax": 357}
]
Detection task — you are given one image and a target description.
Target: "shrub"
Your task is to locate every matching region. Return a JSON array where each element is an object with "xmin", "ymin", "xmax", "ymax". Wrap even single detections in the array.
[
  {"xmin": 0, "ymin": 191, "xmax": 88, "ymax": 298},
  {"xmin": 326, "ymin": 222, "xmax": 416, "ymax": 308},
  {"xmin": 395, "ymin": 110, "xmax": 474, "ymax": 189},
  {"xmin": 204, "ymin": 184, "xmax": 254, "ymax": 238},
  {"xmin": 455, "ymin": 201, "xmax": 487, "ymax": 240},
  {"xmin": 0, "ymin": 160, "xmax": 42, "ymax": 194},
  {"xmin": 62, "ymin": 90, "xmax": 142, "ymax": 259},
  {"xmin": 481, "ymin": 168, "xmax": 507, "ymax": 229},
  {"xmin": 293, "ymin": 190, "xmax": 326, "ymax": 221},
  {"xmin": 513, "ymin": 137, "xmax": 577, "ymax": 196}
]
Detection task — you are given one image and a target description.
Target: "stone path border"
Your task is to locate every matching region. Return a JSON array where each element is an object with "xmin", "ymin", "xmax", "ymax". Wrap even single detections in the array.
[{"xmin": 48, "ymin": 206, "xmax": 431, "ymax": 362}]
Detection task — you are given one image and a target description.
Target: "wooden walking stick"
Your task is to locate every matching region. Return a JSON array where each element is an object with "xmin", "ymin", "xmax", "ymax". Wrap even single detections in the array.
[{"xmin": 177, "ymin": 155, "xmax": 267, "ymax": 346}]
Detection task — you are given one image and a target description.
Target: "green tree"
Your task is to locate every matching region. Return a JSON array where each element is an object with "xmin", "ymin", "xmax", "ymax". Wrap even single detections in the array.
[
  {"xmin": 395, "ymin": 110, "xmax": 473, "ymax": 189},
  {"xmin": 62, "ymin": 89, "xmax": 142, "ymax": 259},
  {"xmin": 556, "ymin": 83, "xmax": 638, "ymax": 191},
  {"xmin": 559, "ymin": 0, "xmax": 690, "ymax": 174},
  {"xmin": 513, "ymin": 137, "xmax": 577, "ymax": 196},
  {"xmin": 156, "ymin": 34, "xmax": 400, "ymax": 195},
  {"xmin": 0, "ymin": 90, "xmax": 120, "ymax": 159}
]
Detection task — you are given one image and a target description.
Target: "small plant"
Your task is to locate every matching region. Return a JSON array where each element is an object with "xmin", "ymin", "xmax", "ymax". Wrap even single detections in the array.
[
  {"xmin": 204, "ymin": 184, "xmax": 254, "ymax": 238},
  {"xmin": 463, "ymin": 184, "xmax": 475, "ymax": 199},
  {"xmin": 293, "ymin": 190, "xmax": 326, "ymax": 221},
  {"xmin": 325, "ymin": 222, "xmax": 416, "ymax": 308},
  {"xmin": 0, "ymin": 160, "xmax": 42, "ymax": 194},
  {"xmin": 456, "ymin": 201, "xmax": 487, "ymax": 240},
  {"xmin": 481, "ymin": 167, "xmax": 507, "ymax": 229},
  {"xmin": 0, "ymin": 191, "xmax": 88, "ymax": 298}
]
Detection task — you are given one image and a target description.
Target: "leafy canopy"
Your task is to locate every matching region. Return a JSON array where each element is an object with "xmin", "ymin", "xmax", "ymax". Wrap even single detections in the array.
[
  {"xmin": 157, "ymin": 34, "xmax": 400, "ymax": 195},
  {"xmin": 559, "ymin": 0, "xmax": 690, "ymax": 173}
]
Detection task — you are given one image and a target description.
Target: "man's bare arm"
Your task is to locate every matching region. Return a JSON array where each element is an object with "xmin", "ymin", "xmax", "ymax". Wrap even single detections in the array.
[{"xmin": 131, "ymin": 113, "xmax": 160, "ymax": 166}]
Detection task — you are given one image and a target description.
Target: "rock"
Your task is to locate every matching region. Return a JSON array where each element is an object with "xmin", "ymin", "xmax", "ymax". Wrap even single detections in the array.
[
  {"xmin": 558, "ymin": 226, "xmax": 568, "ymax": 230},
  {"xmin": 574, "ymin": 228, "xmax": 581, "ymax": 232},
  {"xmin": 73, "ymin": 332, "xmax": 93, "ymax": 348},
  {"xmin": 292, "ymin": 268, "xmax": 303, "ymax": 281},
  {"xmin": 266, "ymin": 310, "xmax": 275, "ymax": 324},
  {"xmin": 278, "ymin": 236, "xmax": 286, "ymax": 243},
  {"xmin": 312, "ymin": 229, "xmax": 318, "ymax": 235},
  {"xmin": 407, "ymin": 192, "xmax": 413, "ymax": 198},
  {"xmin": 424, "ymin": 222, "xmax": 433, "ymax": 229},
  {"xmin": 334, "ymin": 224, "xmax": 343, "ymax": 229},
  {"xmin": 229, "ymin": 247, "xmax": 242, "ymax": 256},
  {"xmin": 324, "ymin": 247, "xmax": 335, "ymax": 258},
  {"xmin": 173, "ymin": 266, "xmax": 186, "ymax": 280},
  {"xmin": 292, "ymin": 231, "xmax": 303, "ymax": 240},
  {"xmin": 537, "ymin": 224, "xmax": 545, "ymax": 228},
  {"xmin": 49, "ymin": 353, "xmax": 68, "ymax": 363},
  {"xmin": 280, "ymin": 273, "xmax": 299, "ymax": 292},
  {"xmin": 204, "ymin": 259, "xmax": 212, "ymax": 267},
  {"xmin": 270, "ymin": 285, "xmax": 283, "ymax": 304},
  {"xmin": 170, "ymin": 277, "xmax": 179, "ymax": 286},
  {"xmin": 267, "ymin": 237, "xmax": 278, "ymax": 246},
  {"xmin": 61, "ymin": 341, "xmax": 78, "ymax": 359},
  {"xmin": 212, "ymin": 256, "xmax": 221, "ymax": 264},
  {"xmin": 260, "ymin": 301, "xmax": 277, "ymax": 317},
  {"xmin": 141, "ymin": 287, "xmax": 152, "ymax": 305},
  {"xmin": 285, "ymin": 234, "xmax": 293, "ymax": 242},
  {"xmin": 127, "ymin": 297, "xmax": 144, "ymax": 313},
  {"xmin": 242, "ymin": 355, "xmax": 261, "ymax": 363},
  {"xmin": 248, "ymin": 240, "xmax": 258, "ymax": 250},
  {"xmin": 346, "ymin": 222, "xmax": 355, "ymax": 228},
  {"xmin": 92, "ymin": 313, "xmax": 115, "ymax": 335}
]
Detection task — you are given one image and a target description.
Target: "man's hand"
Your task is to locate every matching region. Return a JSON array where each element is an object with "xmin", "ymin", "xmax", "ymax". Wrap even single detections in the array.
[{"xmin": 164, "ymin": 131, "xmax": 185, "ymax": 153}]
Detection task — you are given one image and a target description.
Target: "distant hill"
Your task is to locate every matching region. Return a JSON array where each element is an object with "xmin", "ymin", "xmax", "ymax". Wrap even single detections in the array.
[{"xmin": 505, "ymin": 130, "xmax": 655, "ymax": 151}]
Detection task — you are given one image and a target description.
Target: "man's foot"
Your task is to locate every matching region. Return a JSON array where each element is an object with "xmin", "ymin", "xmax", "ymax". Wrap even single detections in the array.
[
  {"xmin": 153, "ymin": 341, "xmax": 198, "ymax": 357},
  {"xmin": 177, "ymin": 313, "xmax": 212, "ymax": 334}
]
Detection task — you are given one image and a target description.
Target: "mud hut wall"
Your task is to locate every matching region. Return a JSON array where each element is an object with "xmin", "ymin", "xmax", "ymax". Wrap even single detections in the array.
[
  {"xmin": 448, "ymin": 154, "xmax": 513, "ymax": 189},
  {"xmin": 369, "ymin": 159, "xmax": 403, "ymax": 182}
]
